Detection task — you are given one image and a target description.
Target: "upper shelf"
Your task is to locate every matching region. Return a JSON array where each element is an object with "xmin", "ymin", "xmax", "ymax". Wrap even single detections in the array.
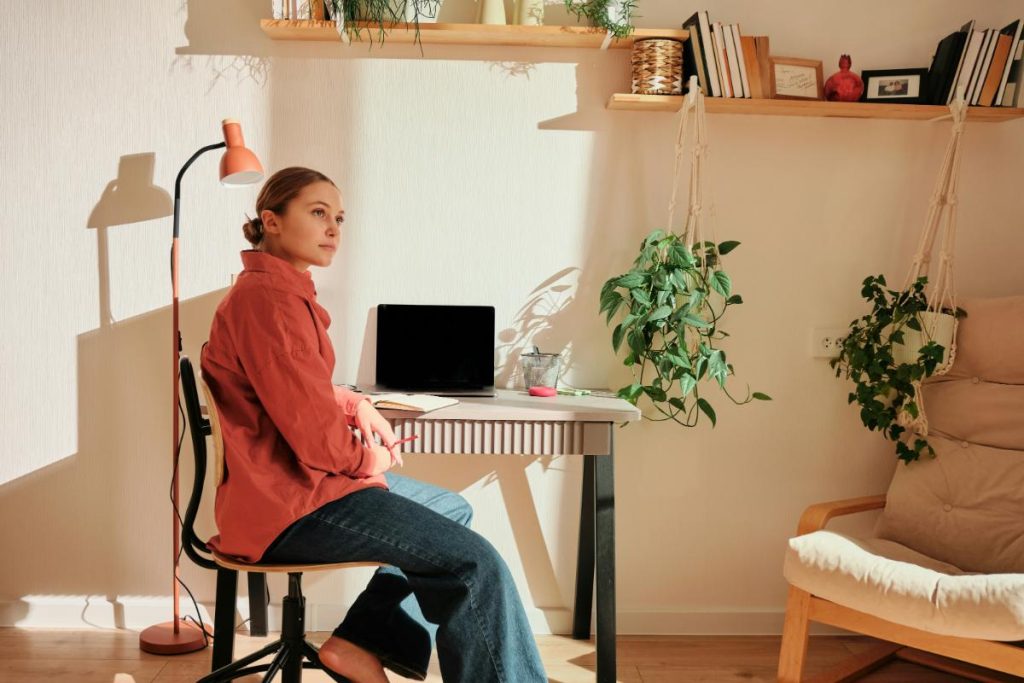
[
  {"xmin": 607, "ymin": 93, "xmax": 1024, "ymax": 122},
  {"xmin": 260, "ymin": 19, "xmax": 688, "ymax": 49}
]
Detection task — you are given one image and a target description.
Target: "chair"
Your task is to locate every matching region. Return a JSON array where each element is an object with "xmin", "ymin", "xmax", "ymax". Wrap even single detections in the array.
[
  {"xmin": 778, "ymin": 296, "xmax": 1024, "ymax": 682},
  {"xmin": 178, "ymin": 355, "xmax": 382, "ymax": 682}
]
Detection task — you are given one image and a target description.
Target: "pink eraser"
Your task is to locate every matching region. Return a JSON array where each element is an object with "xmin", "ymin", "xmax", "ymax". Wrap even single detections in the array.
[{"xmin": 528, "ymin": 386, "xmax": 557, "ymax": 397}]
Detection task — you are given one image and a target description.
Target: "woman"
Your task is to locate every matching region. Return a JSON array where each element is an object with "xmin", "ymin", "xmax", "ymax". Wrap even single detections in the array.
[{"xmin": 200, "ymin": 167, "xmax": 547, "ymax": 683}]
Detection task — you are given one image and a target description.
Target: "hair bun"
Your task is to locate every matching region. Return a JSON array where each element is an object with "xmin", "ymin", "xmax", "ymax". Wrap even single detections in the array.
[{"xmin": 242, "ymin": 215, "xmax": 264, "ymax": 246}]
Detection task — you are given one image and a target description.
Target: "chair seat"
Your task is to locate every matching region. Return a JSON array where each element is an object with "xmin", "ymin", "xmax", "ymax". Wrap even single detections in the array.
[
  {"xmin": 784, "ymin": 530, "xmax": 1024, "ymax": 641},
  {"xmin": 212, "ymin": 550, "xmax": 383, "ymax": 573}
]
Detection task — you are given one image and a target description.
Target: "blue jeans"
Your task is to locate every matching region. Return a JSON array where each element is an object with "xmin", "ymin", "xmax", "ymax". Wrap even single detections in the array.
[{"xmin": 260, "ymin": 472, "xmax": 547, "ymax": 683}]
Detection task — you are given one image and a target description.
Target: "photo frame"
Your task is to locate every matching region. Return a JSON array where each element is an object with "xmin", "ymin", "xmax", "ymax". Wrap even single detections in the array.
[
  {"xmin": 860, "ymin": 68, "xmax": 929, "ymax": 104},
  {"xmin": 769, "ymin": 57, "xmax": 824, "ymax": 100}
]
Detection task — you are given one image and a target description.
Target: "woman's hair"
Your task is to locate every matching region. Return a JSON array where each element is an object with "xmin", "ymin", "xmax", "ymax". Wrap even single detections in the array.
[{"xmin": 243, "ymin": 166, "xmax": 337, "ymax": 247}]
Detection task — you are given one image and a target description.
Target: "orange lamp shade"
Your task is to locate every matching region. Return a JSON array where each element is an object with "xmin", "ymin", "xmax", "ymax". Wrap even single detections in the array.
[{"xmin": 220, "ymin": 119, "xmax": 264, "ymax": 186}]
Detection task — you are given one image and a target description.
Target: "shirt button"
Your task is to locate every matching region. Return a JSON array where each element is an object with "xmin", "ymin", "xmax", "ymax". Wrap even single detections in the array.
[
  {"xmin": 971, "ymin": 376, "xmax": 980, "ymax": 384},
  {"xmin": 961, "ymin": 441, "xmax": 970, "ymax": 448},
  {"xmin": 943, "ymin": 504, "xmax": 953, "ymax": 512}
]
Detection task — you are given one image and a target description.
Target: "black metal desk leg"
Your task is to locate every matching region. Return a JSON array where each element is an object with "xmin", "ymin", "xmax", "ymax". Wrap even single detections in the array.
[
  {"xmin": 595, "ymin": 449, "xmax": 616, "ymax": 683},
  {"xmin": 572, "ymin": 454, "xmax": 596, "ymax": 639},
  {"xmin": 248, "ymin": 572, "xmax": 269, "ymax": 637}
]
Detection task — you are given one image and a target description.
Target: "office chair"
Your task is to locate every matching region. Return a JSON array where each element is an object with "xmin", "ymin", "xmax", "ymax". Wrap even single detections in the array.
[{"xmin": 178, "ymin": 355, "xmax": 382, "ymax": 682}]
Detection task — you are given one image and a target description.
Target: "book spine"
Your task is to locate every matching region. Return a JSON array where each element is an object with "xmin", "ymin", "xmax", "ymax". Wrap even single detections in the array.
[
  {"xmin": 995, "ymin": 21, "xmax": 1023, "ymax": 105},
  {"xmin": 980, "ymin": 34, "xmax": 1012, "ymax": 106},
  {"xmin": 952, "ymin": 30, "xmax": 984, "ymax": 103},
  {"xmin": 731, "ymin": 24, "xmax": 751, "ymax": 98},
  {"xmin": 756, "ymin": 36, "xmax": 771, "ymax": 99},
  {"xmin": 272, "ymin": 0, "xmax": 285, "ymax": 19},
  {"xmin": 699, "ymin": 11, "xmax": 722, "ymax": 97},
  {"xmin": 712, "ymin": 22, "xmax": 733, "ymax": 97},
  {"xmin": 723, "ymin": 23, "xmax": 743, "ymax": 97},
  {"xmin": 740, "ymin": 35, "xmax": 762, "ymax": 98},
  {"xmin": 968, "ymin": 29, "xmax": 995, "ymax": 104}
]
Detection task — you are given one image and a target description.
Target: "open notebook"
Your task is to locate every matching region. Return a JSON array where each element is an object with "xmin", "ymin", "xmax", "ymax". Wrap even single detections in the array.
[{"xmin": 369, "ymin": 393, "xmax": 460, "ymax": 413}]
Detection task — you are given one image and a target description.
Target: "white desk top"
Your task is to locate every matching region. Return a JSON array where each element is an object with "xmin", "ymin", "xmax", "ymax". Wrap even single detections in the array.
[{"xmin": 376, "ymin": 388, "xmax": 641, "ymax": 423}]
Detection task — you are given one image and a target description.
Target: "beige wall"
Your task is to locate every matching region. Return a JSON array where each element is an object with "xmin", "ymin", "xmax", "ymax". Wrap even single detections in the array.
[{"xmin": 2, "ymin": 0, "xmax": 1023, "ymax": 634}]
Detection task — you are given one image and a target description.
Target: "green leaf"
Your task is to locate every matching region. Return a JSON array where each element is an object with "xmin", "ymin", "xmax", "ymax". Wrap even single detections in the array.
[
  {"xmin": 630, "ymin": 288, "xmax": 652, "ymax": 307},
  {"xmin": 612, "ymin": 324, "xmax": 625, "ymax": 353},
  {"xmin": 643, "ymin": 229, "xmax": 666, "ymax": 247},
  {"xmin": 697, "ymin": 398, "xmax": 717, "ymax": 426},
  {"xmin": 616, "ymin": 272, "xmax": 645, "ymax": 288},
  {"xmin": 709, "ymin": 270, "xmax": 732, "ymax": 298},
  {"xmin": 752, "ymin": 392, "xmax": 772, "ymax": 401},
  {"xmin": 726, "ymin": 294, "xmax": 744, "ymax": 305},
  {"xmin": 649, "ymin": 305, "xmax": 673, "ymax": 321},
  {"xmin": 679, "ymin": 373, "xmax": 697, "ymax": 396},
  {"xmin": 681, "ymin": 313, "xmax": 711, "ymax": 328},
  {"xmin": 717, "ymin": 240, "xmax": 741, "ymax": 255}
]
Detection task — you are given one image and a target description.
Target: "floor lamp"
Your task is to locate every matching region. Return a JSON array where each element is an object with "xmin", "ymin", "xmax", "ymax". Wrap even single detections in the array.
[{"xmin": 140, "ymin": 119, "xmax": 263, "ymax": 655}]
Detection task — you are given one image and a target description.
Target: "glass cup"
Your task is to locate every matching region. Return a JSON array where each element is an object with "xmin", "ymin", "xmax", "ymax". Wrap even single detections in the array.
[{"xmin": 520, "ymin": 350, "xmax": 562, "ymax": 389}]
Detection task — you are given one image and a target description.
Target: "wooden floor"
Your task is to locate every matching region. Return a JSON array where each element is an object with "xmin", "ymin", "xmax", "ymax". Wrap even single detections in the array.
[{"xmin": 0, "ymin": 627, "xmax": 997, "ymax": 682}]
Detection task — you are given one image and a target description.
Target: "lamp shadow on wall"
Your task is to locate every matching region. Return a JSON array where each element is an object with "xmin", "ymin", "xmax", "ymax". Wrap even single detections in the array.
[{"xmin": 0, "ymin": 153, "xmax": 226, "ymax": 625}]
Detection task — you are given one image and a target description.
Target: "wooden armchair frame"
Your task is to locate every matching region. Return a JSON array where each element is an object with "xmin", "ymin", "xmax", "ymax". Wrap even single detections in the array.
[{"xmin": 778, "ymin": 495, "xmax": 1024, "ymax": 683}]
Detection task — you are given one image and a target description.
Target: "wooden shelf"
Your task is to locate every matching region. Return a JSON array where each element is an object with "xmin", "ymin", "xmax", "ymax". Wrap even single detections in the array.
[
  {"xmin": 606, "ymin": 93, "xmax": 1024, "ymax": 122},
  {"xmin": 260, "ymin": 19, "xmax": 687, "ymax": 49}
]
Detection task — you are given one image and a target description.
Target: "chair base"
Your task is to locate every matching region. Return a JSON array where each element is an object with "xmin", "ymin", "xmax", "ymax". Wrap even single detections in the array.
[{"xmin": 202, "ymin": 571, "xmax": 351, "ymax": 683}]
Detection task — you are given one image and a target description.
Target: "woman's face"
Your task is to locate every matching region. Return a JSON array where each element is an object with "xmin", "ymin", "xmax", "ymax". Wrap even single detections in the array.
[{"xmin": 261, "ymin": 181, "xmax": 344, "ymax": 271}]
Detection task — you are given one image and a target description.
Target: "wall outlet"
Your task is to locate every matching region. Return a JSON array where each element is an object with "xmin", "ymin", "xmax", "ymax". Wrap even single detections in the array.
[{"xmin": 810, "ymin": 328, "xmax": 848, "ymax": 359}]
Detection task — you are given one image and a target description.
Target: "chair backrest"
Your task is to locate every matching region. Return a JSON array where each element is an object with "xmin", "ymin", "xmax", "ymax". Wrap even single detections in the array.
[
  {"xmin": 198, "ymin": 375, "xmax": 227, "ymax": 488},
  {"xmin": 876, "ymin": 296, "xmax": 1024, "ymax": 573},
  {"xmin": 179, "ymin": 355, "xmax": 218, "ymax": 571}
]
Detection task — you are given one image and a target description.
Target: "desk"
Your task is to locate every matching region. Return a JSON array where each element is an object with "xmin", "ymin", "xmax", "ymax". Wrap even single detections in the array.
[{"xmin": 248, "ymin": 389, "xmax": 641, "ymax": 683}]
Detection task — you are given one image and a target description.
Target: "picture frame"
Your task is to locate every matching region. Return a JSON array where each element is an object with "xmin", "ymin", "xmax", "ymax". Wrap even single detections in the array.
[
  {"xmin": 860, "ymin": 68, "xmax": 929, "ymax": 104},
  {"xmin": 769, "ymin": 57, "xmax": 824, "ymax": 100}
]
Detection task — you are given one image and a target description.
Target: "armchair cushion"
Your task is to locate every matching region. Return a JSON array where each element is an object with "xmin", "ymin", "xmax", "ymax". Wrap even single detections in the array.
[{"xmin": 785, "ymin": 530, "xmax": 1024, "ymax": 641}]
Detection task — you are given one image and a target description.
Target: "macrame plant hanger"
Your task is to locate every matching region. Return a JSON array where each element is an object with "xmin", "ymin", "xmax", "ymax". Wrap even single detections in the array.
[
  {"xmin": 667, "ymin": 75, "xmax": 714, "ymax": 255},
  {"xmin": 897, "ymin": 85, "xmax": 969, "ymax": 436}
]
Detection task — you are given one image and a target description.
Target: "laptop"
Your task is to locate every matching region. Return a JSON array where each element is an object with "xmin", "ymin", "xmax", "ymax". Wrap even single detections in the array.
[{"xmin": 363, "ymin": 304, "xmax": 496, "ymax": 397}]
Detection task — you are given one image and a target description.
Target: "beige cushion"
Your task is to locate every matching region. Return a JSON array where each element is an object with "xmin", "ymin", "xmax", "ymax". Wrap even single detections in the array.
[
  {"xmin": 785, "ymin": 530, "xmax": 1024, "ymax": 641},
  {"xmin": 876, "ymin": 296, "xmax": 1024, "ymax": 574}
]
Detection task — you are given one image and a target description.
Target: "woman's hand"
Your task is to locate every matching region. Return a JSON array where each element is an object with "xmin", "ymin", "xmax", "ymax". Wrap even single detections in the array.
[{"xmin": 353, "ymin": 400, "xmax": 405, "ymax": 467}]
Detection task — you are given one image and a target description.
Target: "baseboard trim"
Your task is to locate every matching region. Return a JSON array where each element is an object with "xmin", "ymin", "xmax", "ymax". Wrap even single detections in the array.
[{"xmin": 0, "ymin": 598, "xmax": 848, "ymax": 636}]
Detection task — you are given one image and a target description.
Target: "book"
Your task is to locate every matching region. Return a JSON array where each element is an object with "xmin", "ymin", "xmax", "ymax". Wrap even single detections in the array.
[
  {"xmin": 967, "ymin": 29, "xmax": 995, "ymax": 104},
  {"xmin": 731, "ymin": 24, "xmax": 751, "ymax": 98},
  {"xmin": 755, "ymin": 36, "xmax": 772, "ymax": 99},
  {"xmin": 995, "ymin": 20, "xmax": 1023, "ymax": 105},
  {"xmin": 950, "ymin": 28, "xmax": 985, "ymax": 103},
  {"xmin": 945, "ymin": 20, "xmax": 976, "ymax": 104},
  {"xmin": 1000, "ymin": 39, "xmax": 1024, "ymax": 106},
  {"xmin": 722, "ymin": 23, "xmax": 742, "ymax": 97},
  {"xmin": 925, "ymin": 30, "xmax": 963, "ymax": 104},
  {"xmin": 979, "ymin": 33, "xmax": 1013, "ymax": 106},
  {"xmin": 712, "ymin": 22, "xmax": 733, "ymax": 97},
  {"xmin": 682, "ymin": 11, "xmax": 722, "ymax": 97},
  {"xmin": 740, "ymin": 35, "xmax": 763, "ymax": 98},
  {"xmin": 369, "ymin": 393, "xmax": 460, "ymax": 413},
  {"xmin": 681, "ymin": 13, "xmax": 710, "ymax": 95}
]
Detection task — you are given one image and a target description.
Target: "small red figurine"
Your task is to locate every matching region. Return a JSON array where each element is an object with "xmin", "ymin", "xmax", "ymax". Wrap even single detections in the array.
[{"xmin": 824, "ymin": 54, "xmax": 864, "ymax": 102}]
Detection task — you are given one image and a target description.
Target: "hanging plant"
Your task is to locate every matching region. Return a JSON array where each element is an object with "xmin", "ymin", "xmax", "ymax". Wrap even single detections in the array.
[
  {"xmin": 831, "ymin": 275, "xmax": 964, "ymax": 463},
  {"xmin": 599, "ymin": 78, "xmax": 769, "ymax": 427},
  {"xmin": 326, "ymin": 0, "xmax": 441, "ymax": 45},
  {"xmin": 563, "ymin": 0, "xmax": 637, "ymax": 39},
  {"xmin": 831, "ymin": 94, "xmax": 970, "ymax": 464},
  {"xmin": 600, "ymin": 232, "xmax": 769, "ymax": 426}
]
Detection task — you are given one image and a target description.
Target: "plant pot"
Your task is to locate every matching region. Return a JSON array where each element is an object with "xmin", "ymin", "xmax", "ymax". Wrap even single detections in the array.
[
  {"xmin": 891, "ymin": 311, "xmax": 956, "ymax": 367},
  {"xmin": 404, "ymin": 0, "xmax": 443, "ymax": 23},
  {"xmin": 477, "ymin": 0, "xmax": 506, "ymax": 24}
]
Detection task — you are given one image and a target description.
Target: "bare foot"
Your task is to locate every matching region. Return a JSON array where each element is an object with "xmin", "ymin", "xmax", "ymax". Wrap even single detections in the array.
[{"xmin": 318, "ymin": 635, "xmax": 390, "ymax": 683}]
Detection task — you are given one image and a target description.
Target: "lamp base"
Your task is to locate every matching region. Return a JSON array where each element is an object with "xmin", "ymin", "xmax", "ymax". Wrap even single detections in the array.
[{"xmin": 140, "ymin": 619, "xmax": 210, "ymax": 655}]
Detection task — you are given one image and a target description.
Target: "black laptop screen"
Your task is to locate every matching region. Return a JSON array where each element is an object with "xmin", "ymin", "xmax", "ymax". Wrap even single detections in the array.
[{"xmin": 376, "ymin": 304, "xmax": 495, "ymax": 390}]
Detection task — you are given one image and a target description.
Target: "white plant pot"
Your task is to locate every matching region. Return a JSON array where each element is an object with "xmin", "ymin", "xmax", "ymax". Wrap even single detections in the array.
[
  {"xmin": 477, "ymin": 0, "xmax": 506, "ymax": 24},
  {"xmin": 514, "ymin": 0, "xmax": 544, "ymax": 25},
  {"xmin": 891, "ymin": 311, "xmax": 956, "ymax": 368}
]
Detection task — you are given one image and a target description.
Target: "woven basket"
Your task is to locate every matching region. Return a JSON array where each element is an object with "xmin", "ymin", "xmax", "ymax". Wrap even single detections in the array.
[{"xmin": 631, "ymin": 38, "xmax": 684, "ymax": 95}]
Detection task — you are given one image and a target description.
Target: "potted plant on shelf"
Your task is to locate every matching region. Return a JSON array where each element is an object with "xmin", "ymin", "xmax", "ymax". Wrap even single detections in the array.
[
  {"xmin": 831, "ymin": 274, "xmax": 962, "ymax": 463},
  {"xmin": 563, "ymin": 0, "xmax": 637, "ymax": 38},
  {"xmin": 326, "ymin": 0, "xmax": 442, "ymax": 43}
]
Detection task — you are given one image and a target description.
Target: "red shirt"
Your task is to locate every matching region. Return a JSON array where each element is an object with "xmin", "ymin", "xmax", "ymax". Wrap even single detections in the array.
[{"xmin": 200, "ymin": 250, "xmax": 388, "ymax": 562}]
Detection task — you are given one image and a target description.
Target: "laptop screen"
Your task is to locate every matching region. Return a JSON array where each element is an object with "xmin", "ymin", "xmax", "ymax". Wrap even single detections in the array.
[{"xmin": 376, "ymin": 304, "xmax": 495, "ymax": 390}]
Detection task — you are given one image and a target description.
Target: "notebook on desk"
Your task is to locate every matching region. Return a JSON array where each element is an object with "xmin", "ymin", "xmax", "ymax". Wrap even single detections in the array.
[
  {"xmin": 370, "ymin": 393, "xmax": 459, "ymax": 413},
  {"xmin": 360, "ymin": 303, "xmax": 497, "ymax": 397}
]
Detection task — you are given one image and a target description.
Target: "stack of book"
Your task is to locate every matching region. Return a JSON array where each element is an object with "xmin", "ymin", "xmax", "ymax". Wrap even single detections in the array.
[
  {"xmin": 926, "ymin": 19, "xmax": 1024, "ymax": 107},
  {"xmin": 681, "ymin": 11, "xmax": 770, "ymax": 98}
]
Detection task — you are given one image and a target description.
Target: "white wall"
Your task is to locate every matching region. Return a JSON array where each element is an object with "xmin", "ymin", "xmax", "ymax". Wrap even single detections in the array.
[{"xmin": 2, "ymin": 0, "xmax": 1024, "ymax": 634}]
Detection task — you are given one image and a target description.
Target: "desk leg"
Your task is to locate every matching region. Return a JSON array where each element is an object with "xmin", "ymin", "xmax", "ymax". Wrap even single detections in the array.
[
  {"xmin": 572, "ymin": 455, "xmax": 595, "ymax": 639},
  {"xmin": 248, "ymin": 572, "xmax": 269, "ymax": 637},
  {"xmin": 594, "ymin": 450, "xmax": 616, "ymax": 683}
]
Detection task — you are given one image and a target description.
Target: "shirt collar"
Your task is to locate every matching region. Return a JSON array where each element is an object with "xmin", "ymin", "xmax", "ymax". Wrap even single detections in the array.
[{"xmin": 240, "ymin": 250, "xmax": 316, "ymax": 298}]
